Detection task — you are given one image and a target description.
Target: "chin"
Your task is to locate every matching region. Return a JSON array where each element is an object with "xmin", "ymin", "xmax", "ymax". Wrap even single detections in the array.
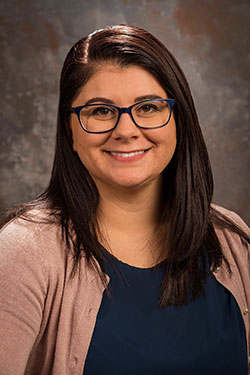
[{"xmin": 110, "ymin": 175, "xmax": 157, "ymax": 189}]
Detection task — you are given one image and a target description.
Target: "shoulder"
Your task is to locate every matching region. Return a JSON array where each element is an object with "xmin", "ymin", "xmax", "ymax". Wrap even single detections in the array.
[
  {"xmin": 0, "ymin": 210, "xmax": 67, "ymax": 276},
  {"xmin": 211, "ymin": 204, "xmax": 249, "ymax": 264},
  {"xmin": 211, "ymin": 203, "xmax": 249, "ymax": 235}
]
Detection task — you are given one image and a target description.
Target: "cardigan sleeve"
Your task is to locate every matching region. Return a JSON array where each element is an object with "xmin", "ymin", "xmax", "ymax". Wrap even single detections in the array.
[
  {"xmin": 212, "ymin": 204, "xmax": 250, "ymax": 372},
  {"xmin": 0, "ymin": 219, "xmax": 48, "ymax": 375}
]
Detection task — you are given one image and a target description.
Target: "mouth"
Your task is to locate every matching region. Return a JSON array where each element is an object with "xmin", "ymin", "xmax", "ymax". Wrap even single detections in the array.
[
  {"xmin": 104, "ymin": 148, "xmax": 150, "ymax": 161},
  {"xmin": 108, "ymin": 150, "xmax": 145, "ymax": 158}
]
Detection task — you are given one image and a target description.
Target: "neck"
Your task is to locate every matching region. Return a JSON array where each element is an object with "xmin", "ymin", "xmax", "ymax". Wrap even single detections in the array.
[
  {"xmin": 97, "ymin": 178, "xmax": 163, "ymax": 232},
  {"xmin": 94, "ymin": 177, "xmax": 167, "ymax": 267}
]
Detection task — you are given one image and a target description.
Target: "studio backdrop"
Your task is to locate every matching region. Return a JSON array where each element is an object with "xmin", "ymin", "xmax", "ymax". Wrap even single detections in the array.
[{"xmin": 0, "ymin": 0, "xmax": 249, "ymax": 223}]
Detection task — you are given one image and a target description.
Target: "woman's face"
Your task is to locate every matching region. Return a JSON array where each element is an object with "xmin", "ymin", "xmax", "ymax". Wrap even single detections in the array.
[{"xmin": 70, "ymin": 64, "xmax": 176, "ymax": 191}]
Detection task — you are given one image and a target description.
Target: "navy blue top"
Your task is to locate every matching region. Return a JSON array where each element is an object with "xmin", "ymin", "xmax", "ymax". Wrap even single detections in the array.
[{"xmin": 84, "ymin": 251, "xmax": 248, "ymax": 374}]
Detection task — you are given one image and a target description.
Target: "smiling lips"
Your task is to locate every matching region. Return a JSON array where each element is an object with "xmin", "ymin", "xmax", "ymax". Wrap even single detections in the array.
[
  {"xmin": 110, "ymin": 150, "xmax": 145, "ymax": 158},
  {"xmin": 105, "ymin": 149, "xmax": 149, "ymax": 161}
]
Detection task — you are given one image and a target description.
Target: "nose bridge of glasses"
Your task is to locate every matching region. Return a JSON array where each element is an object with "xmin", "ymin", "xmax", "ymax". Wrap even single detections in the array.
[
  {"xmin": 116, "ymin": 106, "xmax": 137, "ymax": 127},
  {"xmin": 118, "ymin": 106, "xmax": 131, "ymax": 115}
]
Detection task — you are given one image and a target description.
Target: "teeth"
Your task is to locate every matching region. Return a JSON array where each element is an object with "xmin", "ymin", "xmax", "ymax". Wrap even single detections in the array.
[{"xmin": 110, "ymin": 150, "xmax": 145, "ymax": 157}]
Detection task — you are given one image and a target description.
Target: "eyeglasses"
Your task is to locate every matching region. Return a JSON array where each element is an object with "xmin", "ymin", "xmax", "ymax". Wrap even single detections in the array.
[{"xmin": 71, "ymin": 98, "xmax": 175, "ymax": 134}]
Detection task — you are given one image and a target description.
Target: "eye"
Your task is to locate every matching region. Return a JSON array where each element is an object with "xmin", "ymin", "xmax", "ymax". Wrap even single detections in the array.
[
  {"xmin": 136, "ymin": 103, "xmax": 160, "ymax": 114},
  {"xmin": 92, "ymin": 106, "xmax": 115, "ymax": 117},
  {"xmin": 144, "ymin": 104, "xmax": 157, "ymax": 111}
]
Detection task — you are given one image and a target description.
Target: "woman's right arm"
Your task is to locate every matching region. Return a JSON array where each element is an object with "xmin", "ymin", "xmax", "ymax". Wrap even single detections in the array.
[{"xmin": 0, "ymin": 219, "xmax": 48, "ymax": 375}]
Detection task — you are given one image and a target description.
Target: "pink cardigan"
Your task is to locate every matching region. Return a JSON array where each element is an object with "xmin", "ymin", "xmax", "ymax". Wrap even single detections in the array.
[{"xmin": 0, "ymin": 206, "xmax": 249, "ymax": 374}]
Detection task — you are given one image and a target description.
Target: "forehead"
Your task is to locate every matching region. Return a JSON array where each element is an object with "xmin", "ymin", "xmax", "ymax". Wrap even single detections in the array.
[{"xmin": 73, "ymin": 64, "xmax": 166, "ymax": 106}]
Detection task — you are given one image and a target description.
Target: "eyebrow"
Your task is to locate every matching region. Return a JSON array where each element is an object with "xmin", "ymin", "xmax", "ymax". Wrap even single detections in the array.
[
  {"xmin": 84, "ymin": 97, "xmax": 114, "ymax": 105},
  {"xmin": 134, "ymin": 94, "xmax": 163, "ymax": 102},
  {"xmin": 84, "ymin": 94, "xmax": 164, "ymax": 106}
]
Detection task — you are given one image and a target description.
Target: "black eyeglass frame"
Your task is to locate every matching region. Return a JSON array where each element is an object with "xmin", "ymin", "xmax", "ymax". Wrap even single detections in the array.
[{"xmin": 71, "ymin": 98, "xmax": 175, "ymax": 134}]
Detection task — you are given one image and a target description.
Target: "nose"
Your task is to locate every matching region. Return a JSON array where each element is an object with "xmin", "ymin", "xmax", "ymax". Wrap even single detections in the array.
[{"xmin": 111, "ymin": 112, "xmax": 141, "ymax": 140}]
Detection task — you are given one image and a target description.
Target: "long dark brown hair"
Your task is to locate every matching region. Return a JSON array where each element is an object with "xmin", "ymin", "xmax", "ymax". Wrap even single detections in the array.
[{"xmin": 2, "ymin": 25, "xmax": 249, "ymax": 306}]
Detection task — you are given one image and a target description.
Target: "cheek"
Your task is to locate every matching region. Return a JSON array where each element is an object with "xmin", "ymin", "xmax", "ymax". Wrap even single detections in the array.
[
  {"xmin": 156, "ymin": 125, "xmax": 177, "ymax": 168},
  {"xmin": 72, "ymin": 134, "xmax": 93, "ymax": 162},
  {"xmin": 165, "ymin": 121, "xmax": 177, "ymax": 149},
  {"xmin": 71, "ymin": 121, "xmax": 92, "ymax": 154},
  {"xmin": 72, "ymin": 135, "xmax": 86, "ymax": 154},
  {"xmin": 72, "ymin": 137, "xmax": 97, "ymax": 172},
  {"xmin": 71, "ymin": 122, "xmax": 109, "ymax": 165},
  {"xmin": 168, "ymin": 128, "xmax": 177, "ymax": 152},
  {"xmin": 153, "ymin": 123, "xmax": 176, "ymax": 153}
]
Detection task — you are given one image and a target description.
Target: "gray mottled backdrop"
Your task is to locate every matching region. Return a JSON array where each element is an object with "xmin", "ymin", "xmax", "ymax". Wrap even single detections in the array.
[{"xmin": 0, "ymin": 0, "xmax": 249, "ymax": 223}]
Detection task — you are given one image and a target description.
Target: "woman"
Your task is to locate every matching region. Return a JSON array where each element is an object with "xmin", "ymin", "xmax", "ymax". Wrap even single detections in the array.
[{"xmin": 0, "ymin": 25, "xmax": 249, "ymax": 374}]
